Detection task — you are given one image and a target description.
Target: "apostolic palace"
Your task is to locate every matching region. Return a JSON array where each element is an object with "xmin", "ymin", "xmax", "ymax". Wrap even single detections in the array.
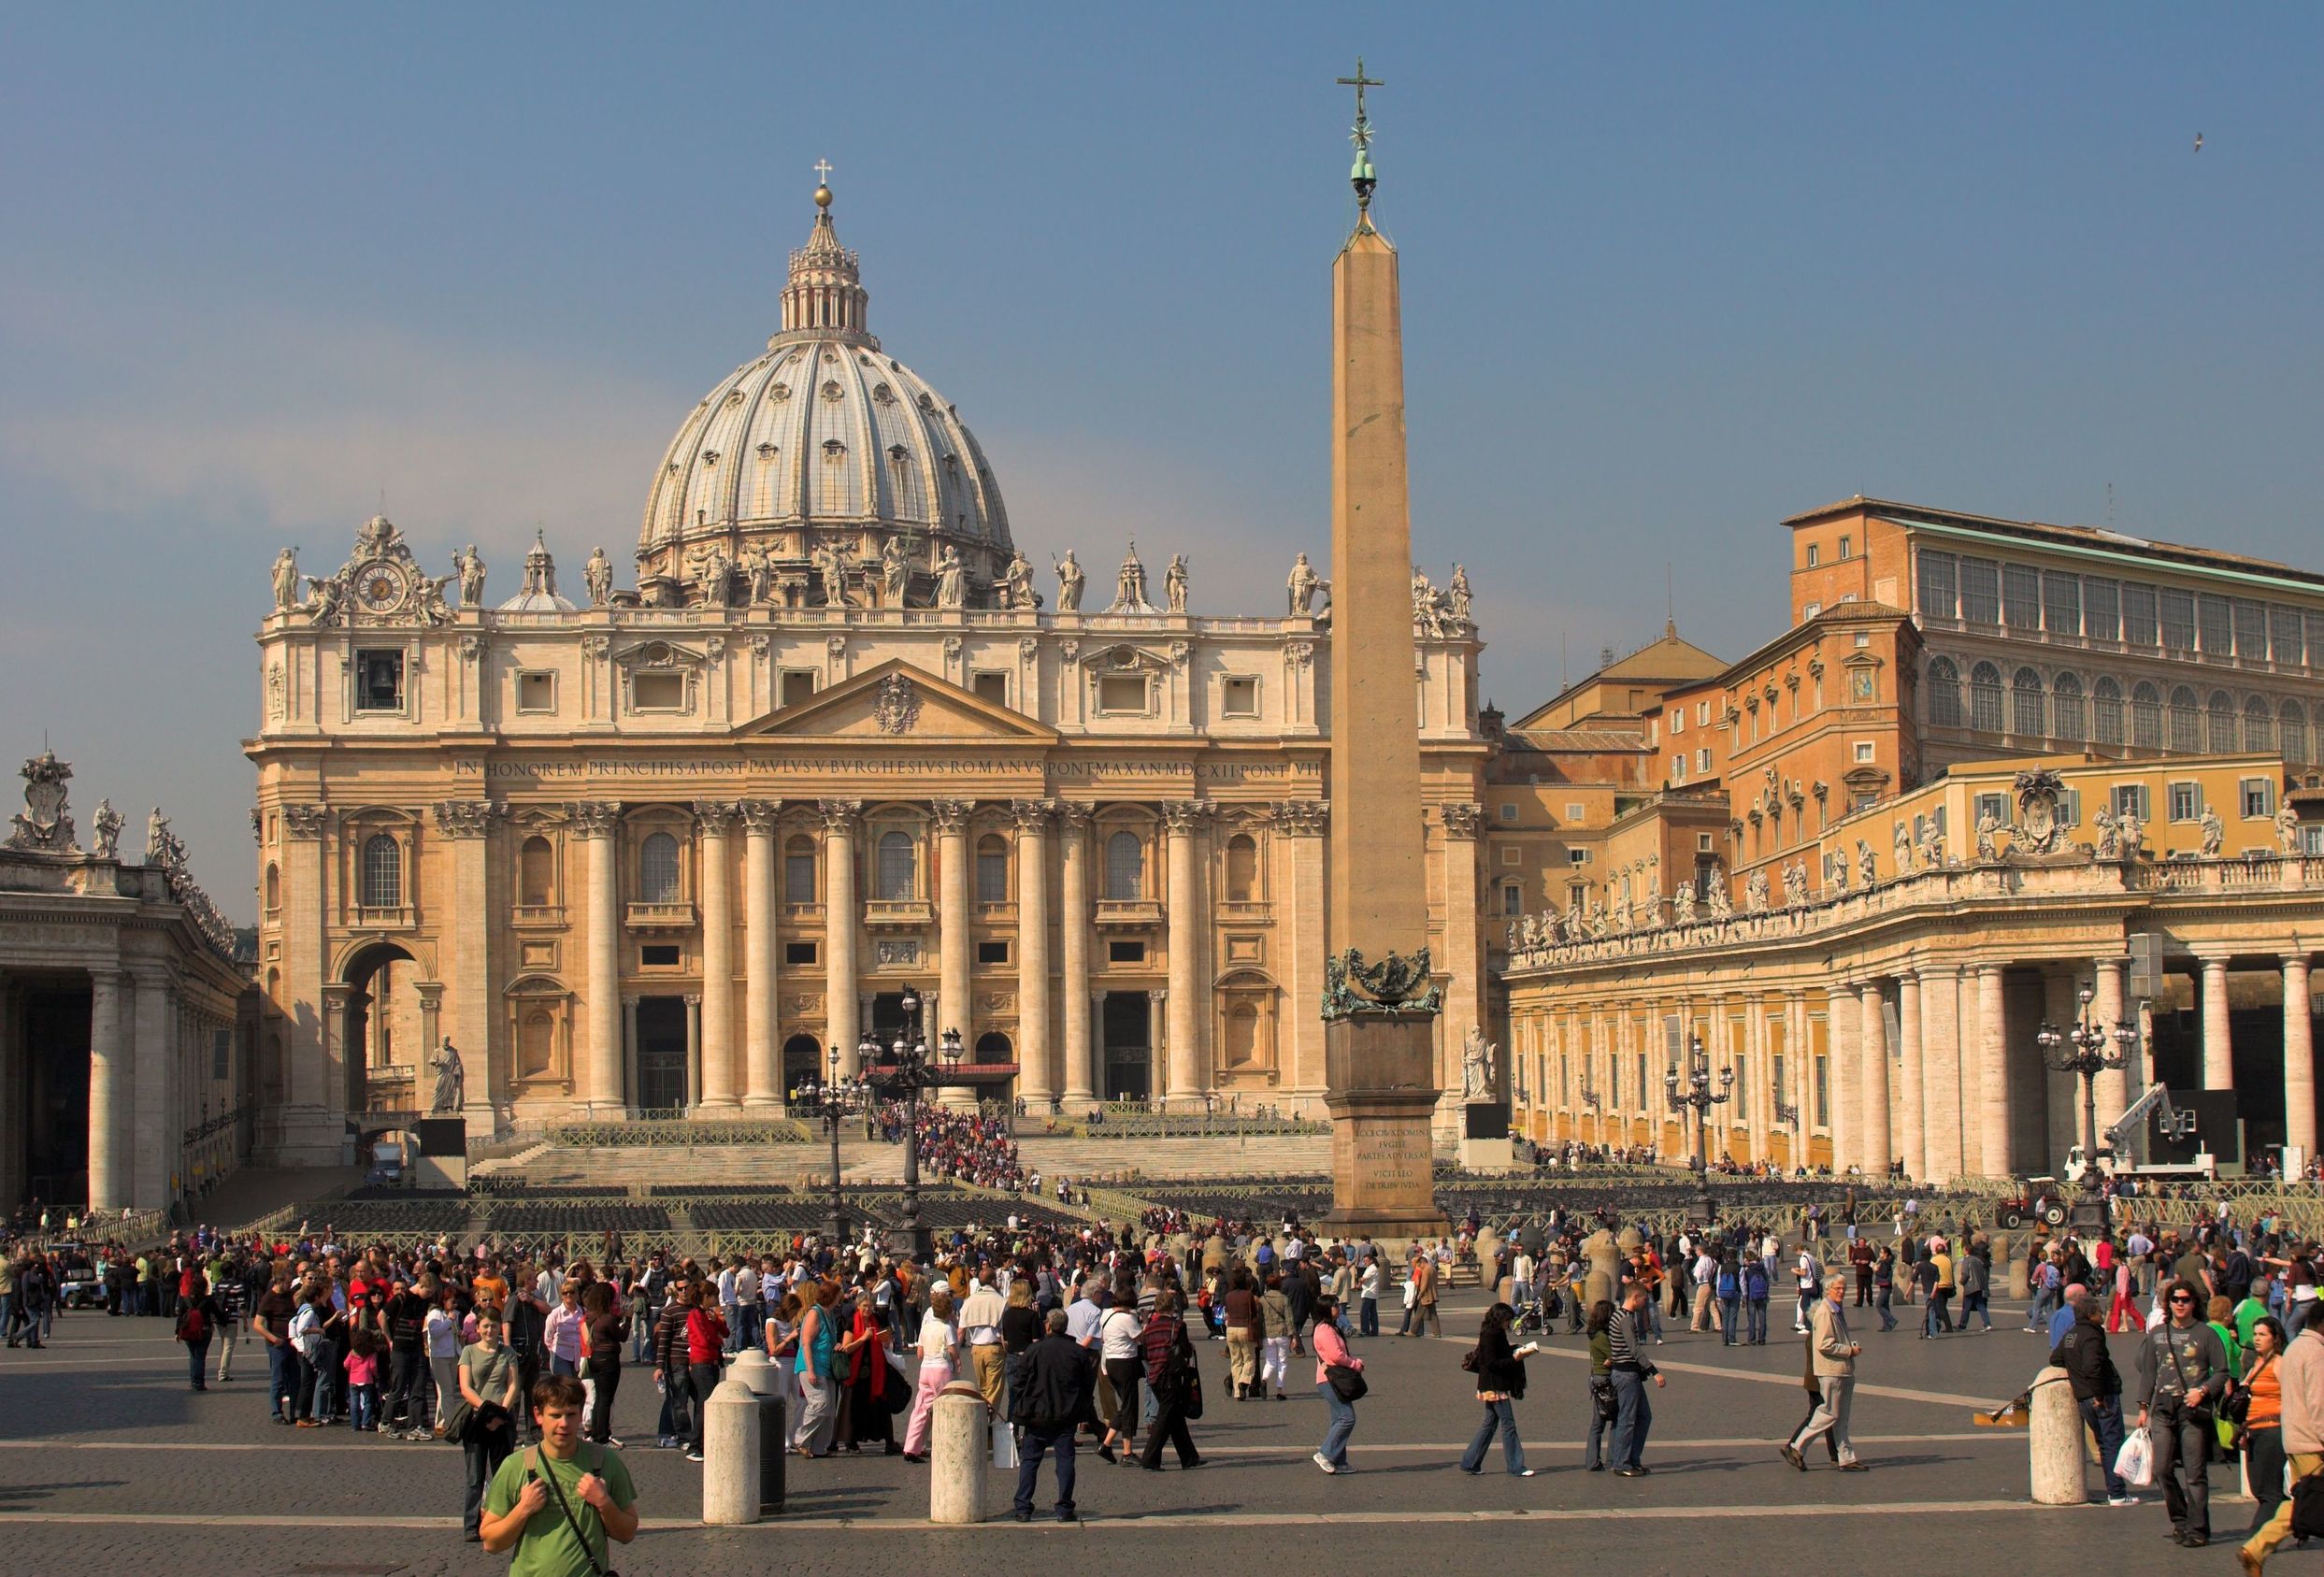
[{"xmin": 7, "ymin": 172, "xmax": 2324, "ymax": 1219}]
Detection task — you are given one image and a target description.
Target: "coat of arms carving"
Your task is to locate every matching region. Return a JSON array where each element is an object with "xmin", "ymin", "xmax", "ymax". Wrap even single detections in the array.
[{"xmin": 872, "ymin": 672, "xmax": 922, "ymax": 735}]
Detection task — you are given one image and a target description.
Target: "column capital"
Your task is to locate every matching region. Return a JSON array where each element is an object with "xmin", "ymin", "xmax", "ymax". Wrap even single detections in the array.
[
  {"xmin": 568, "ymin": 800, "xmax": 623, "ymax": 839},
  {"xmin": 683, "ymin": 993, "xmax": 702, "ymax": 1007},
  {"xmin": 431, "ymin": 799, "xmax": 505, "ymax": 839},
  {"xmin": 1271, "ymin": 798, "xmax": 1328, "ymax": 836},
  {"xmin": 930, "ymin": 798, "xmax": 975, "ymax": 833},
  {"xmin": 1439, "ymin": 802, "xmax": 1485, "ymax": 840},
  {"xmin": 1055, "ymin": 800, "xmax": 1094, "ymax": 833},
  {"xmin": 816, "ymin": 798, "xmax": 862, "ymax": 834},
  {"xmin": 621, "ymin": 994, "xmax": 642, "ymax": 1008},
  {"xmin": 1162, "ymin": 800, "xmax": 1211, "ymax": 834},
  {"xmin": 2286, "ymin": 953, "xmax": 2315, "ymax": 975},
  {"xmin": 281, "ymin": 803, "xmax": 330, "ymax": 840},
  {"xmin": 692, "ymin": 800, "xmax": 738, "ymax": 835},
  {"xmin": 1010, "ymin": 798, "xmax": 1056, "ymax": 832},
  {"xmin": 738, "ymin": 798, "xmax": 783, "ymax": 835}
]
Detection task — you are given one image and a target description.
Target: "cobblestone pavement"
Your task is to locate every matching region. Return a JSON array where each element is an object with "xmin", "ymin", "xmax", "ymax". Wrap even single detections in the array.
[{"xmin": 0, "ymin": 1292, "xmax": 2246, "ymax": 1572}]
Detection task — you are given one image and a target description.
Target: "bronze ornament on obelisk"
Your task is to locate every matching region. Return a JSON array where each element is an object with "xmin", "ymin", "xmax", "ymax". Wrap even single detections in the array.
[{"xmin": 1320, "ymin": 60, "xmax": 1448, "ymax": 1238}]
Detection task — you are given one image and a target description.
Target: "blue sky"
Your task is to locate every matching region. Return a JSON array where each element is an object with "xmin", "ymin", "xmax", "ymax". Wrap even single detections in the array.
[{"xmin": 4, "ymin": 4, "xmax": 2318, "ymax": 918}]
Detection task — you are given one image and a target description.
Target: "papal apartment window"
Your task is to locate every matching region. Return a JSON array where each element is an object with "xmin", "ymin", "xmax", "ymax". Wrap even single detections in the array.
[
  {"xmin": 2243, "ymin": 778, "xmax": 2276, "ymax": 820},
  {"xmin": 2113, "ymin": 782, "xmax": 2150, "ymax": 822},
  {"xmin": 1697, "ymin": 833, "xmax": 1714, "ymax": 853},
  {"xmin": 1565, "ymin": 803, "xmax": 1585, "ymax": 821},
  {"xmin": 1838, "ymin": 535, "xmax": 1852, "ymax": 560},
  {"xmin": 781, "ymin": 669, "xmax": 817, "ymax": 709},
  {"xmin": 1802, "ymin": 601, "xmax": 1821, "ymax": 620},
  {"xmin": 355, "ymin": 650, "xmax": 403, "ymax": 711},
  {"xmin": 1221, "ymin": 676, "xmax": 1259, "ymax": 718},
  {"xmin": 1568, "ymin": 847, "xmax": 1588, "ymax": 866},
  {"xmin": 639, "ymin": 832, "xmax": 681, "ymax": 903},
  {"xmin": 1696, "ymin": 748, "xmax": 1712, "ymax": 772},
  {"xmin": 1671, "ymin": 710, "xmax": 1686, "ymax": 735},
  {"xmin": 1975, "ymin": 792, "xmax": 2008, "ymax": 827},
  {"xmin": 516, "ymin": 671, "xmax": 555, "ymax": 713},
  {"xmin": 1501, "ymin": 883, "xmax": 1522, "ymax": 917},
  {"xmin": 977, "ymin": 939, "xmax": 1010, "ymax": 965},
  {"xmin": 1671, "ymin": 755, "xmax": 1686, "ymax": 782}
]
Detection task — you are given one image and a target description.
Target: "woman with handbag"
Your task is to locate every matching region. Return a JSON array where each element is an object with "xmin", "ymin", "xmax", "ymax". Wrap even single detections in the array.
[
  {"xmin": 1096, "ymin": 1286, "xmax": 1145, "ymax": 1463},
  {"xmin": 1581, "ymin": 1300, "xmax": 1617, "ymax": 1470},
  {"xmin": 453, "ymin": 1311, "xmax": 521, "ymax": 1542},
  {"xmin": 681, "ymin": 1290, "xmax": 728, "ymax": 1464},
  {"xmin": 1136, "ymin": 1288, "xmax": 1204, "ymax": 1470},
  {"xmin": 1459, "ymin": 1301, "xmax": 1539, "ymax": 1477},
  {"xmin": 2240, "ymin": 1316, "xmax": 2289, "ymax": 1536},
  {"xmin": 1311, "ymin": 1293, "xmax": 1364, "ymax": 1474},
  {"xmin": 580, "ymin": 1282, "xmax": 627, "ymax": 1448}
]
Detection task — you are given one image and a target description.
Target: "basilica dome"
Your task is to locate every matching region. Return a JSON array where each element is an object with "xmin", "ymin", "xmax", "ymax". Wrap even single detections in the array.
[{"xmin": 636, "ymin": 182, "xmax": 1011, "ymax": 604}]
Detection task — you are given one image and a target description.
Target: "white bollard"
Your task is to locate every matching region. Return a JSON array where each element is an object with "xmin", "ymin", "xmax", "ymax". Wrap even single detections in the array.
[
  {"xmin": 2028, "ymin": 1367, "xmax": 2087, "ymax": 1506},
  {"xmin": 730, "ymin": 1349, "xmax": 787, "ymax": 1514},
  {"xmin": 929, "ymin": 1380, "xmax": 991, "ymax": 1525},
  {"xmin": 703, "ymin": 1376, "xmax": 762, "ymax": 1526}
]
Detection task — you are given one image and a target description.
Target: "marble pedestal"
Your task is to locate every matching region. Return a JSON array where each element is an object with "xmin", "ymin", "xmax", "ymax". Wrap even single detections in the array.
[{"xmin": 1321, "ymin": 1011, "xmax": 1447, "ymax": 1238}]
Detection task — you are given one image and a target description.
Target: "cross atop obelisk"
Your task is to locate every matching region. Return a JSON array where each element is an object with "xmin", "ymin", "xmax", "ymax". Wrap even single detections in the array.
[{"xmin": 1336, "ymin": 58, "xmax": 1384, "ymax": 215}]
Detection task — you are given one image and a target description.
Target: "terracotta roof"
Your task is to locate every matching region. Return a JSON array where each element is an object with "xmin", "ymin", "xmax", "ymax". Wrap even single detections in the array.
[{"xmin": 1504, "ymin": 727, "xmax": 1652, "ymax": 753}]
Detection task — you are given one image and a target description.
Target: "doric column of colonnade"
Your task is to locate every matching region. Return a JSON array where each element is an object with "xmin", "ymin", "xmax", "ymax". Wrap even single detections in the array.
[
  {"xmin": 2287, "ymin": 953, "xmax": 2317, "ymax": 1162},
  {"xmin": 1056, "ymin": 804, "xmax": 1095, "ymax": 1105},
  {"xmin": 739, "ymin": 800, "xmax": 782, "ymax": 1108},
  {"xmin": 820, "ymin": 801, "xmax": 862, "ymax": 1077},
  {"xmin": 1897, "ymin": 972, "xmax": 1925, "ymax": 1183},
  {"xmin": 1828, "ymin": 976, "xmax": 1857, "ymax": 1175},
  {"xmin": 694, "ymin": 802, "xmax": 739, "ymax": 1110},
  {"xmin": 1858, "ymin": 978, "xmax": 1891, "ymax": 1178}
]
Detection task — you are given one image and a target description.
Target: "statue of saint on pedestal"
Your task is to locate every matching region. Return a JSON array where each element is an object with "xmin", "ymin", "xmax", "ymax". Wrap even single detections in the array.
[
  {"xmin": 1460, "ymin": 1025, "xmax": 1498, "ymax": 1103},
  {"xmin": 428, "ymin": 1038, "xmax": 466, "ymax": 1113}
]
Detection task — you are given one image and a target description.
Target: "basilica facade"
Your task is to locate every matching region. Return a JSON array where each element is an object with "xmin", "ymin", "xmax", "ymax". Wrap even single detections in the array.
[{"xmin": 248, "ymin": 181, "xmax": 1490, "ymax": 1164}]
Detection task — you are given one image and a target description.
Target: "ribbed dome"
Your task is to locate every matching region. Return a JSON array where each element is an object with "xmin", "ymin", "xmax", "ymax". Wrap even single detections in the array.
[{"xmin": 636, "ymin": 183, "xmax": 1011, "ymax": 600}]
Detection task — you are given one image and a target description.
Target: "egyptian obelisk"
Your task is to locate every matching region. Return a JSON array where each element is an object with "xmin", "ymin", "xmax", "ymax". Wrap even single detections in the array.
[{"xmin": 1321, "ymin": 62, "xmax": 1446, "ymax": 1237}]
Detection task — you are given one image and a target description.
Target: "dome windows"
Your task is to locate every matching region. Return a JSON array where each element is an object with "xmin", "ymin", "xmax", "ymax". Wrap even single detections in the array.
[
  {"xmin": 872, "ymin": 382, "xmax": 896, "ymax": 407},
  {"xmin": 822, "ymin": 439, "xmax": 847, "ymax": 462},
  {"xmin": 820, "ymin": 380, "xmax": 844, "ymax": 402},
  {"xmin": 770, "ymin": 381, "xmax": 791, "ymax": 403},
  {"xmin": 755, "ymin": 443, "xmax": 777, "ymax": 461}
]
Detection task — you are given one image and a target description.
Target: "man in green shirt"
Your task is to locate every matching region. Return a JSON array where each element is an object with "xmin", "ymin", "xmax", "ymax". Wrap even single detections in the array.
[
  {"xmin": 2236, "ymin": 1278, "xmax": 2273, "ymax": 1353},
  {"xmin": 480, "ymin": 1373, "xmax": 638, "ymax": 1574}
]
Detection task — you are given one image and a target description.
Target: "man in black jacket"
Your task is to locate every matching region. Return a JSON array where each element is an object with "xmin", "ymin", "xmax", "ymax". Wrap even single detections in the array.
[
  {"xmin": 2051, "ymin": 1291, "xmax": 2131, "ymax": 1503},
  {"xmin": 1011, "ymin": 1308, "xmax": 1096, "ymax": 1523}
]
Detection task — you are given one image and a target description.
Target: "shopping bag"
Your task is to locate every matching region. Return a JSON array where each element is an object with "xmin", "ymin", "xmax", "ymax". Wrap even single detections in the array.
[
  {"xmin": 2114, "ymin": 1426, "xmax": 2154, "ymax": 1488},
  {"xmin": 992, "ymin": 1414, "xmax": 1019, "ymax": 1469}
]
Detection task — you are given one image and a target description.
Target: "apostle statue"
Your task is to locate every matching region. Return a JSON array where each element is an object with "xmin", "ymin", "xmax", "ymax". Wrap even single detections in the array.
[
  {"xmin": 91, "ymin": 799, "xmax": 122, "ymax": 860},
  {"xmin": 2198, "ymin": 805, "xmax": 2225, "ymax": 856},
  {"xmin": 744, "ymin": 542, "xmax": 774, "ymax": 606},
  {"xmin": 2279, "ymin": 802, "xmax": 2303, "ymax": 855},
  {"xmin": 1858, "ymin": 839, "xmax": 1877, "ymax": 887},
  {"xmin": 583, "ymin": 546, "xmax": 613, "ymax": 607},
  {"xmin": 882, "ymin": 535, "xmax": 911, "ymax": 606},
  {"xmin": 1287, "ymin": 552, "xmax": 1320, "ymax": 615},
  {"xmin": 934, "ymin": 544, "xmax": 966, "ymax": 609},
  {"xmin": 1164, "ymin": 554, "xmax": 1189, "ymax": 614},
  {"xmin": 1053, "ymin": 550, "xmax": 1084, "ymax": 612},
  {"xmin": 1893, "ymin": 820, "xmax": 1912, "ymax": 871},
  {"xmin": 428, "ymin": 1037, "xmax": 466, "ymax": 1114},
  {"xmin": 1448, "ymin": 564, "xmax": 1473, "ymax": 624},
  {"xmin": 1002, "ymin": 550, "xmax": 1036, "ymax": 609},
  {"xmin": 271, "ymin": 548, "xmax": 301, "ymax": 610},
  {"xmin": 145, "ymin": 807, "xmax": 173, "ymax": 867},
  {"xmin": 1460, "ymin": 1026, "xmax": 1498, "ymax": 1103},
  {"xmin": 454, "ymin": 545, "xmax": 487, "ymax": 609}
]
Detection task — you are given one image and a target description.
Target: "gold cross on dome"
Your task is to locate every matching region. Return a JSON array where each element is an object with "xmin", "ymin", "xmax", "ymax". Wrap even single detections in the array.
[{"xmin": 813, "ymin": 158, "xmax": 834, "ymax": 184}]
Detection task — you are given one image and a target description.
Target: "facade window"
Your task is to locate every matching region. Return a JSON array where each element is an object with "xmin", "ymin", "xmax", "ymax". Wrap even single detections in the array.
[
  {"xmin": 1104, "ymin": 830, "xmax": 1144, "ymax": 899},
  {"xmin": 1671, "ymin": 754, "xmax": 1686, "ymax": 782},
  {"xmin": 1802, "ymin": 601, "xmax": 1821, "ymax": 620},
  {"xmin": 517, "ymin": 672, "xmax": 555, "ymax": 713},
  {"xmin": 2198, "ymin": 594, "xmax": 2232, "ymax": 654},
  {"xmin": 1568, "ymin": 847, "xmax": 1588, "ymax": 866},
  {"xmin": 1925, "ymin": 656, "xmax": 1962, "ymax": 727},
  {"xmin": 1969, "ymin": 662, "xmax": 2003, "ymax": 733},
  {"xmin": 2236, "ymin": 600, "xmax": 2269, "ymax": 659},
  {"xmin": 1697, "ymin": 701, "xmax": 1711, "ymax": 725},
  {"xmin": 971, "ymin": 671, "xmax": 1009, "ymax": 707},
  {"xmin": 1814, "ymin": 1054, "xmax": 1829, "ymax": 1127},
  {"xmin": 1226, "ymin": 834, "xmax": 1258, "ymax": 901},
  {"xmin": 975, "ymin": 834, "xmax": 1010, "ymax": 904},
  {"xmin": 1916, "ymin": 550, "xmax": 1958, "ymax": 619},
  {"xmin": 1975, "ymin": 792, "xmax": 2008, "ymax": 827},
  {"xmin": 784, "ymin": 837, "xmax": 816, "ymax": 902},
  {"xmin": 2093, "ymin": 677, "xmax": 2125, "ymax": 745},
  {"xmin": 2272, "ymin": 606, "xmax": 2307, "ymax": 666},
  {"xmin": 1566, "ymin": 803, "xmax": 1585, "ymax": 820},
  {"xmin": 1499, "ymin": 803, "xmax": 1517, "ymax": 822},
  {"xmin": 1221, "ymin": 677, "xmax": 1258, "ymax": 718},
  {"xmin": 2042, "ymin": 571, "xmax": 2081, "ymax": 637},
  {"xmin": 977, "ymin": 939, "xmax": 1010, "ymax": 965},
  {"xmin": 1837, "ymin": 535, "xmax": 1852, "ymax": 560},
  {"xmin": 2168, "ymin": 686, "xmax": 2202, "ymax": 753},
  {"xmin": 264, "ymin": 863, "xmax": 280, "ymax": 913},
  {"xmin": 1806, "ymin": 543, "xmax": 1820, "ymax": 567},
  {"xmin": 2002, "ymin": 564, "xmax": 2041, "ymax": 629},
  {"xmin": 2159, "ymin": 588, "xmax": 2196, "ymax": 652},
  {"xmin": 639, "ymin": 832, "xmax": 681, "ymax": 904},
  {"xmin": 1671, "ymin": 709, "xmax": 1685, "ymax": 734},
  {"xmin": 632, "ymin": 672, "xmax": 685, "ymax": 710},
  {"xmin": 2085, "ymin": 579, "xmax": 2121, "ymax": 642},
  {"xmin": 2167, "ymin": 781, "xmax": 2202, "ymax": 823},
  {"xmin": 2123, "ymin": 583, "xmax": 2159, "ymax": 647},
  {"xmin": 2114, "ymin": 782, "xmax": 2151, "ymax": 822},
  {"xmin": 1501, "ymin": 883, "xmax": 1523, "ymax": 917},
  {"xmin": 2243, "ymin": 778, "xmax": 2277, "ymax": 820},
  {"xmin": 2284, "ymin": 701, "xmax": 2311, "ymax": 765},
  {"xmin": 2207, "ymin": 690, "xmax": 2237, "ymax": 753},
  {"xmin": 1854, "ymin": 740, "xmax": 1876, "ymax": 764},
  {"xmin": 785, "ymin": 940, "xmax": 818, "ymax": 966},
  {"xmin": 361, "ymin": 834, "xmax": 402, "ymax": 909},
  {"xmin": 1097, "ymin": 675, "xmax": 1148, "ymax": 714},
  {"xmin": 2246, "ymin": 695, "xmax": 2276, "ymax": 753},
  {"xmin": 875, "ymin": 830, "xmax": 917, "ymax": 900},
  {"xmin": 2132, "ymin": 681, "xmax": 2164, "ymax": 748},
  {"xmin": 355, "ymin": 650, "xmax": 404, "ymax": 711},
  {"xmin": 2052, "ymin": 672, "xmax": 2086, "ymax": 739},
  {"xmin": 781, "ymin": 670, "xmax": 817, "ymax": 708},
  {"xmin": 518, "ymin": 836, "xmax": 554, "ymax": 906},
  {"xmin": 1959, "ymin": 557, "xmax": 2001, "ymax": 624},
  {"xmin": 1697, "ymin": 747, "xmax": 1713, "ymax": 771},
  {"xmin": 2012, "ymin": 667, "xmax": 2045, "ymax": 737}
]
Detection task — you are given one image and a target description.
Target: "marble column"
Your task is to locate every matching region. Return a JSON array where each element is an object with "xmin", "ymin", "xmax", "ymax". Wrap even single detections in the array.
[
  {"xmin": 1977, "ymin": 964, "xmax": 2011, "ymax": 1179},
  {"xmin": 933, "ymin": 801, "xmax": 973, "ymax": 1096},
  {"xmin": 574, "ymin": 802, "xmax": 624, "ymax": 1111},
  {"xmin": 1056, "ymin": 805, "xmax": 1096, "ymax": 1105},
  {"xmin": 1918, "ymin": 966, "xmax": 1962, "ymax": 1183},
  {"xmin": 436, "ymin": 800, "xmax": 500, "ymax": 1119},
  {"xmin": 131, "ymin": 968, "xmax": 179, "ymax": 1211},
  {"xmin": 1828, "ymin": 982, "xmax": 1858, "ymax": 1173},
  {"xmin": 1280, "ymin": 801, "xmax": 1329, "ymax": 1098},
  {"xmin": 820, "ymin": 802, "xmax": 861, "ymax": 1076},
  {"xmin": 1438, "ymin": 803, "xmax": 1484, "ymax": 1107},
  {"xmin": 1163, "ymin": 802, "xmax": 1206, "ymax": 1106},
  {"xmin": 2201, "ymin": 955, "xmax": 2235, "ymax": 1091},
  {"xmin": 739, "ymin": 800, "xmax": 782, "ymax": 1109},
  {"xmin": 1147, "ymin": 988, "xmax": 1167, "ymax": 1102},
  {"xmin": 695, "ymin": 803, "xmax": 739, "ymax": 1109},
  {"xmin": 1012, "ymin": 801, "xmax": 1054, "ymax": 1106},
  {"xmin": 2286, "ymin": 954, "xmax": 2317, "ymax": 1161},
  {"xmin": 87, "ymin": 968, "xmax": 128, "ymax": 1212},
  {"xmin": 683, "ymin": 994, "xmax": 702, "ymax": 1108},
  {"xmin": 1858, "ymin": 979, "xmax": 1891, "ymax": 1178},
  {"xmin": 2092, "ymin": 956, "xmax": 2133, "ymax": 1135},
  {"xmin": 1898, "ymin": 971, "xmax": 1926, "ymax": 1182}
]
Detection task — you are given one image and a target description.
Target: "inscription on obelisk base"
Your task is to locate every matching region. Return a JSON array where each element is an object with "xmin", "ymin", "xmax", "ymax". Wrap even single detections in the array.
[{"xmin": 1322, "ymin": 1013, "xmax": 1447, "ymax": 1237}]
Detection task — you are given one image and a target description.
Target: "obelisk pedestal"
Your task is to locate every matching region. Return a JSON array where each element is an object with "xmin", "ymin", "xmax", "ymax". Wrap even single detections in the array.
[{"xmin": 1322, "ymin": 1013, "xmax": 1443, "ymax": 1237}]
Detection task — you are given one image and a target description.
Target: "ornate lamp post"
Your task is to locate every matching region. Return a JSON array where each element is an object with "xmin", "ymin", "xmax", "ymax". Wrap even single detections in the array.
[
  {"xmin": 793, "ymin": 1044, "xmax": 866, "ymax": 1245},
  {"xmin": 858, "ymin": 985, "xmax": 966, "ymax": 1262},
  {"xmin": 2036, "ymin": 983, "xmax": 2137, "ymax": 1178},
  {"xmin": 1579, "ymin": 1072, "xmax": 1601, "ymax": 1147},
  {"xmin": 1665, "ymin": 1031, "xmax": 1734, "ymax": 1226}
]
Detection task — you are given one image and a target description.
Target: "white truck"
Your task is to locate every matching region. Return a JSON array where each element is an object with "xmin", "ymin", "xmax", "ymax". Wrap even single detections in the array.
[{"xmin": 2061, "ymin": 1083, "xmax": 2218, "ymax": 1185}]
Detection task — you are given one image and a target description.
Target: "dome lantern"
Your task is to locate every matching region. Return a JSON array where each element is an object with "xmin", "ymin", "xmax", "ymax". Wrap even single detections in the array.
[{"xmin": 777, "ymin": 169, "xmax": 872, "ymax": 349}]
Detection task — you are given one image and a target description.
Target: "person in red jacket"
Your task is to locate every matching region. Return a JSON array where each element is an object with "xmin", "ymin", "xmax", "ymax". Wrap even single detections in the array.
[{"xmin": 683, "ymin": 1293, "xmax": 728, "ymax": 1463}]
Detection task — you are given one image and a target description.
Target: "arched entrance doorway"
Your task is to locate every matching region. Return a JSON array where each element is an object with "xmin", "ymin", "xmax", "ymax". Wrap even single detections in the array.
[
  {"xmin": 782, "ymin": 1034, "xmax": 824, "ymax": 1101},
  {"xmin": 343, "ymin": 940, "xmax": 420, "ymax": 1116}
]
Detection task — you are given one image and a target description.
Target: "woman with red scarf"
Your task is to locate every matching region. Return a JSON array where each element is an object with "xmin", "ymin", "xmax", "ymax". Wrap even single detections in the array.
[
  {"xmin": 682, "ymin": 1290, "xmax": 728, "ymax": 1464},
  {"xmin": 839, "ymin": 1288, "xmax": 900, "ymax": 1454}
]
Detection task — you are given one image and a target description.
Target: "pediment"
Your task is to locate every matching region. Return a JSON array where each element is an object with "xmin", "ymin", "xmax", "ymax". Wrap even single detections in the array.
[
  {"xmin": 739, "ymin": 658, "xmax": 1057, "ymax": 743},
  {"xmin": 611, "ymin": 638, "xmax": 709, "ymax": 670}
]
